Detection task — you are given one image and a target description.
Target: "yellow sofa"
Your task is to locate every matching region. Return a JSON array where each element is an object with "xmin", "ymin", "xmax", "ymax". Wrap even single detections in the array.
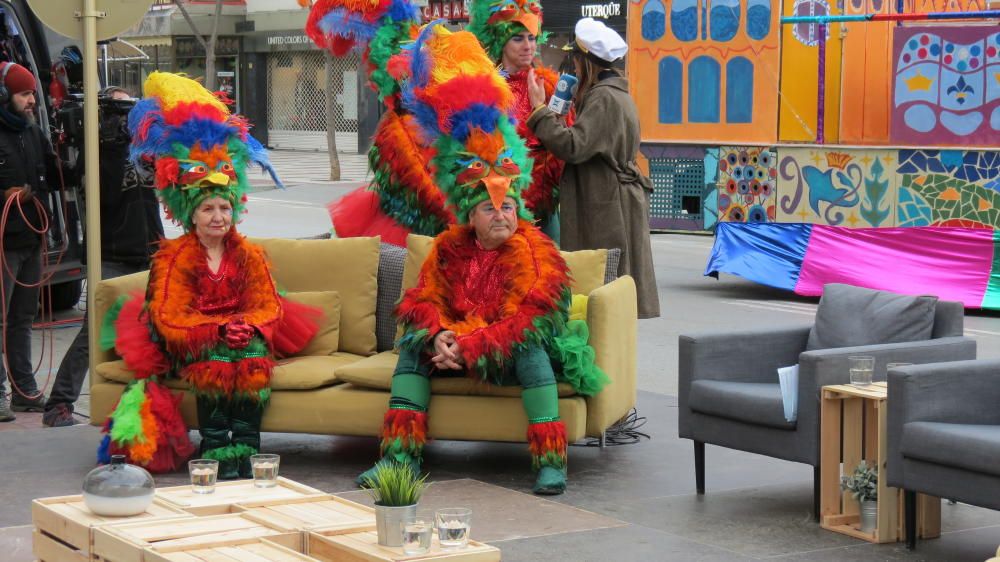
[{"xmin": 89, "ymin": 235, "xmax": 638, "ymax": 444}]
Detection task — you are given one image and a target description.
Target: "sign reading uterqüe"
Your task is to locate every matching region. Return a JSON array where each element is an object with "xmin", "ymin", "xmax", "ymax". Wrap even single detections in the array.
[{"xmin": 580, "ymin": 2, "xmax": 622, "ymax": 18}]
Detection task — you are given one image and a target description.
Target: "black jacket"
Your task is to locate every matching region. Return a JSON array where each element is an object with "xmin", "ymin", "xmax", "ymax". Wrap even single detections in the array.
[
  {"xmin": 0, "ymin": 108, "xmax": 56, "ymax": 250},
  {"xmin": 96, "ymin": 141, "xmax": 163, "ymax": 265}
]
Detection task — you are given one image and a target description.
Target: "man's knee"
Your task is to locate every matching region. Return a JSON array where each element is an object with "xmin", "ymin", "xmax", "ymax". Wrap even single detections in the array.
[
  {"xmin": 513, "ymin": 345, "xmax": 556, "ymax": 389},
  {"xmin": 393, "ymin": 347, "xmax": 432, "ymax": 378}
]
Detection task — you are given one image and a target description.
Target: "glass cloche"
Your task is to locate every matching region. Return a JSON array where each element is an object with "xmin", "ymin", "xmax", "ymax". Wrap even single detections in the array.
[{"xmin": 82, "ymin": 455, "xmax": 155, "ymax": 516}]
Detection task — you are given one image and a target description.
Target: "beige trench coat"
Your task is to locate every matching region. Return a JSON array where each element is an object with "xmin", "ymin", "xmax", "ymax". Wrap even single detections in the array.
[{"xmin": 528, "ymin": 76, "xmax": 660, "ymax": 319}]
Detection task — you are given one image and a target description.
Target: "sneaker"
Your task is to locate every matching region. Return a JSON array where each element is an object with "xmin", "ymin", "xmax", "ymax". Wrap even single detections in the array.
[
  {"xmin": 0, "ymin": 393, "xmax": 14, "ymax": 422},
  {"xmin": 43, "ymin": 404, "xmax": 79, "ymax": 427},
  {"xmin": 11, "ymin": 392, "xmax": 46, "ymax": 412}
]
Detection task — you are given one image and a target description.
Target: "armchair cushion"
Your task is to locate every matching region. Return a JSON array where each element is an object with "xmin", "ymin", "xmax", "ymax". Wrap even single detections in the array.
[
  {"xmin": 689, "ymin": 380, "xmax": 795, "ymax": 430},
  {"xmin": 806, "ymin": 284, "xmax": 938, "ymax": 351},
  {"xmin": 901, "ymin": 421, "xmax": 1000, "ymax": 477}
]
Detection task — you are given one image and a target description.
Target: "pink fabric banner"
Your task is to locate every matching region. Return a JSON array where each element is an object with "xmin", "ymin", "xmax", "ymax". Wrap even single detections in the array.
[{"xmin": 796, "ymin": 226, "xmax": 996, "ymax": 306}]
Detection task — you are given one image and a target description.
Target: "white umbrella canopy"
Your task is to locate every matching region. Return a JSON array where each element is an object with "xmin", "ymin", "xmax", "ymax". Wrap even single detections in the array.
[{"xmin": 99, "ymin": 38, "xmax": 149, "ymax": 62}]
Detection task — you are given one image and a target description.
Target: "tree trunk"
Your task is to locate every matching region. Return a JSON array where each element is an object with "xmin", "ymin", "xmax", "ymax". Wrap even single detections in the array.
[
  {"xmin": 175, "ymin": 0, "xmax": 223, "ymax": 91},
  {"xmin": 325, "ymin": 51, "xmax": 341, "ymax": 181}
]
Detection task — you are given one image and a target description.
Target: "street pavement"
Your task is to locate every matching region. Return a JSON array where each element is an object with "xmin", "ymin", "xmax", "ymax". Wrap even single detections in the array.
[{"xmin": 3, "ymin": 150, "xmax": 1000, "ymax": 560}]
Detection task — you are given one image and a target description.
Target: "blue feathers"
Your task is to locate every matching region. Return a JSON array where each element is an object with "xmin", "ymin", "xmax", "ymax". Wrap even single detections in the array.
[
  {"xmin": 319, "ymin": 8, "xmax": 379, "ymax": 53},
  {"xmin": 451, "ymin": 104, "xmax": 501, "ymax": 142},
  {"xmin": 246, "ymin": 134, "xmax": 284, "ymax": 188}
]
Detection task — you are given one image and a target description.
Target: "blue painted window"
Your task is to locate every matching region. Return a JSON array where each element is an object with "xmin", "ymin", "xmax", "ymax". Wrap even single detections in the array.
[
  {"xmin": 710, "ymin": 0, "xmax": 740, "ymax": 42},
  {"xmin": 726, "ymin": 57, "xmax": 753, "ymax": 123},
  {"xmin": 671, "ymin": 0, "xmax": 698, "ymax": 42},
  {"xmin": 688, "ymin": 56, "xmax": 721, "ymax": 123},
  {"xmin": 659, "ymin": 56, "xmax": 683, "ymax": 123},
  {"xmin": 746, "ymin": 0, "xmax": 770, "ymax": 40},
  {"xmin": 642, "ymin": 0, "xmax": 667, "ymax": 41}
]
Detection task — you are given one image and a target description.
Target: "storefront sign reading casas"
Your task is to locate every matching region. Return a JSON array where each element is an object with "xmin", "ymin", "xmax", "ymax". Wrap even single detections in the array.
[{"xmin": 421, "ymin": 0, "xmax": 469, "ymax": 22}]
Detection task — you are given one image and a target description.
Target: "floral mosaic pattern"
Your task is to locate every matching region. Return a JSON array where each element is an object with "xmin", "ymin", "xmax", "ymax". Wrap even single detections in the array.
[{"xmin": 715, "ymin": 146, "xmax": 777, "ymax": 223}]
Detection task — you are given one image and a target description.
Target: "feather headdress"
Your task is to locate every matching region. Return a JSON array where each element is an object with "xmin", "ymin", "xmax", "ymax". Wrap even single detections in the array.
[
  {"xmin": 468, "ymin": 0, "xmax": 546, "ymax": 61},
  {"xmin": 127, "ymin": 72, "xmax": 279, "ymax": 228},
  {"xmin": 398, "ymin": 24, "xmax": 533, "ymax": 222}
]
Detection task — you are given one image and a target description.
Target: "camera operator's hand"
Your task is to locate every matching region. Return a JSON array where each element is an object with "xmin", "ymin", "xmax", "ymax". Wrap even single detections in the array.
[{"xmin": 4, "ymin": 186, "xmax": 31, "ymax": 203}]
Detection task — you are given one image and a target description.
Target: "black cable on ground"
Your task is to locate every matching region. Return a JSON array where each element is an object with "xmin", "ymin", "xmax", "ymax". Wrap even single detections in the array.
[{"xmin": 578, "ymin": 407, "xmax": 650, "ymax": 447}]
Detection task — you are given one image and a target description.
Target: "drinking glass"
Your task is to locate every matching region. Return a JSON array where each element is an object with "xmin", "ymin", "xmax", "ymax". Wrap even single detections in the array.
[
  {"xmin": 250, "ymin": 454, "xmax": 280, "ymax": 488},
  {"xmin": 849, "ymin": 356, "xmax": 875, "ymax": 386},
  {"xmin": 435, "ymin": 508, "xmax": 471, "ymax": 549},
  {"xmin": 188, "ymin": 459, "xmax": 218, "ymax": 495},
  {"xmin": 400, "ymin": 519, "xmax": 433, "ymax": 555}
]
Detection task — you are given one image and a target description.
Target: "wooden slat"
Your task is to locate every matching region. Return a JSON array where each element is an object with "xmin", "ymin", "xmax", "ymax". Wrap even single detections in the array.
[
  {"xmin": 842, "ymin": 397, "xmax": 863, "ymax": 518},
  {"xmin": 918, "ymin": 494, "xmax": 942, "ymax": 539},
  {"xmin": 156, "ymin": 478, "xmax": 326, "ymax": 516},
  {"xmin": 306, "ymin": 531, "xmax": 501, "ymax": 562},
  {"xmin": 820, "ymin": 394, "xmax": 842, "ymax": 518},
  {"xmin": 875, "ymin": 400, "xmax": 898, "ymax": 543},
  {"xmin": 32, "ymin": 530, "xmax": 88, "ymax": 562}
]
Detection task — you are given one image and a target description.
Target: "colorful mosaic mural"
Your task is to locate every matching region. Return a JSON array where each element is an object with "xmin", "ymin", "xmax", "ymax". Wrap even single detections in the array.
[
  {"xmin": 775, "ymin": 148, "xmax": 897, "ymax": 226},
  {"xmin": 891, "ymin": 26, "xmax": 1000, "ymax": 146},
  {"xmin": 897, "ymin": 150, "xmax": 1000, "ymax": 229},
  {"xmin": 715, "ymin": 146, "xmax": 777, "ymax": 223}
]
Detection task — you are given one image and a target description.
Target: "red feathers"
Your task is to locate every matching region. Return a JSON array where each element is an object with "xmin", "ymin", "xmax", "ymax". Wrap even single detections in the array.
[
  {"xmin": 379, "ymin": 409, "xmax": 428, "ymax": 455},
  {"xmin": 272, "ymin": 296, "xmax": 322, "ymax": 357},
  {"xmin": 155, "ymin": 158, "xmax": 180, "ymax": 190},
  {"xmin": 114, "ymin": 292, "xmax": 170, "ymax": 379},
  {"xmin": 527, "ymin": 420, "xmax": 567, "ymax": 469}
]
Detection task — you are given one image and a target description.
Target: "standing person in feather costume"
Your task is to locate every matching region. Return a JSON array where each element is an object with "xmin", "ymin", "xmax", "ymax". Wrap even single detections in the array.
[
  {"xmin": 354, "ymin": 24, "xmax": 609, "ymax": 496},
  {"xmin": 305, "ymin": 0, "xmax": 565, "ymax": 245},
  {"xmin": 98, "ymin": 72, "xmax": 319, "ymax": 478},
  {"xmin": 467, "ymin": 0, "xmax": 568, "ymax": 243}
]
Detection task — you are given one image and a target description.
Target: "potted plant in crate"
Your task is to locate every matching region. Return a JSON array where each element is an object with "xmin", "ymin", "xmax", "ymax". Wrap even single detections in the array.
[
  {"xmin": 361, "ymin": 462, "xmax": 429, "ymax": 547},
  {"xmin": 841, "ymin": 461, "xmax": 878, "ymax": 533}
]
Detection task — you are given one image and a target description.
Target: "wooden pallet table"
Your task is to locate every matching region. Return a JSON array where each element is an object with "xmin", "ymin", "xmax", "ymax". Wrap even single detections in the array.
[
  {"xmin": 820, "ymin": 383, "xmax": 941, "ymax": 543},
  {"xmin": 32, "ymin": 495, "xmax": 189, "ymax": 562},
  {"xmin": 92, "ymin": 513, "xmax": 299, "ymax": 562},
  {"xmin": 236, "ymin": 494, "xmax": 376, "ymax": 532},
  {"xmin": 306, "ymin": 529, "xmax": 502, "ymax": 562},
  {"xmin": 155, "ymin": 477, "xmax": 325, "ymax": 516},
  {"xmin": 143, "ymin": 537, "xmax": 311, "ymax": 562}
]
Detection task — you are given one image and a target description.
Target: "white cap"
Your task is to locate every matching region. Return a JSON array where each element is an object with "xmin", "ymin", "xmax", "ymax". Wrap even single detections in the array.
[{"xmin": 574, "ymin": 17, "xmax": 627, "ymax": 62}]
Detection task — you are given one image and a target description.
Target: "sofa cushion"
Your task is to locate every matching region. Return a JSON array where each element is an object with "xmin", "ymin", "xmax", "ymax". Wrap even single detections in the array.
[
  {"xmin": 689, "ymin": 380, "xmax": 795, "ymax": 430},
  {"xmin": 95, "ymin": 352, "xmax": 367, "ymax": 391},
  {"xmin": 376, "ymin": 243, "xmax": 407, "ymax": 352},
  {"xmin": 562, "ymin": 249, "xmax": 608, "ymax": 295},
  {"xmin": 901, "ymin": 421, "xmax": 1000, "ymax": 477},
  {"xmin": 806, "ymin": 283, "xmax": 938, "ymax": 351},
  {"xmin": 335, "ymin": 351, "xmax": 577, "ymax": 398},
  {"xmin": 254, "ymin": 237, "xmax": 380, "ymax": 356},
  {"xmin": 285, "ymin": 291, "xmax": 341, "ymax": 355}
]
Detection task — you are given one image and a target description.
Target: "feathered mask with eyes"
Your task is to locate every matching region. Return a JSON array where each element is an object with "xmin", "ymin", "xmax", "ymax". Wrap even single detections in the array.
[
  {"xmin": 127, "ymin": 72, "xmax": 280, "ymax": 228},
  {"xmin": 395, "ymin": 24, "xmax": 533, "ymax": 223}
]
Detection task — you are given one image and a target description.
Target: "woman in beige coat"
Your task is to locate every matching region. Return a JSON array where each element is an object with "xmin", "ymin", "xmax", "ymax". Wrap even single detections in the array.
[{"xmin": 526, "ymin": 18, "xmax": 659, "ymax": 319}]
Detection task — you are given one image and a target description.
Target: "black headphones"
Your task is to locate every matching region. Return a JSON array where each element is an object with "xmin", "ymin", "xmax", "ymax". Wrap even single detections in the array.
[{"xmin": 0, "ymin": 62, "xmax": 12, "ymax": 105}]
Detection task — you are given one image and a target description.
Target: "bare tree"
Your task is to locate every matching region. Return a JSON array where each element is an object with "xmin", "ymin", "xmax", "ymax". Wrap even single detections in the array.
[
  {"xmin": 174, "ymin": 0, "xmax": 224, "ymax": 90},
  {"xmin": 324, "ymin": 51, "xmax": 341, "ymax": 181}
]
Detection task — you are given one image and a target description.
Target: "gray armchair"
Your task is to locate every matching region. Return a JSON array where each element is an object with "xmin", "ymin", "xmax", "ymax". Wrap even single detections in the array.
[
  {"xmin": 887, "ymin": 359, "xmax": 1000, "ymax": 550},
  {"xmin": 679, "ymin": 297, "xmax": 975, "ymax": 520}
]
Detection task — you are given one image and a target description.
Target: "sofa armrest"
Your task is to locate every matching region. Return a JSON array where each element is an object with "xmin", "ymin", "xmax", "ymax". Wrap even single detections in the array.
[
  {"xmin": 678, "ymin": 324, "xmax": 810, "ymax": 438},
  {"xmin": 584, "ymin": 276, "xmax": 637, "ymax": 437},
  {"xmin": 90, "ymin": 271, "xmax": 150, "ymax": 385},
  {"xmin": 886, "ymin": 358, "xmax": 1000, "ymax": 485},
  {"xmin": 797, "ymin": 336, "xmax": 976, "ymax": 474}
]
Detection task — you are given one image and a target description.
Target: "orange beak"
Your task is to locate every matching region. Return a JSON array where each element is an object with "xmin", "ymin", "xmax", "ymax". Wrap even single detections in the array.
[
  {"xmin": 481, "ymin": 173, "xmax": 512, "ymax": 210},
  {"xmin": 514, "ymin": 13, "xmax": 540, "ymax": 36}
]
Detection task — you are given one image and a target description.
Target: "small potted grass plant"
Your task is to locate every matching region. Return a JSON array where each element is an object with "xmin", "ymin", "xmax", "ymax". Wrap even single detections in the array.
[
  {"xmin": 841, "ymin": 460, "xmax": 878, "ymax": 533},
  {"xmin": 361, "ymin": 462, "xmax": 429, "ymax": 547}
]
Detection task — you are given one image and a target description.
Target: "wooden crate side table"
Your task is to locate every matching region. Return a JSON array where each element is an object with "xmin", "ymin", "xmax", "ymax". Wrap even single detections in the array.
[
  {"xmin": 306, "ymin": 529, "xmax": 502, "ymax": 562},
  {"xmin": 143, "ymin": 537, "xmax": 312, "ymax": 562},
  {"xmin": 31, "ymin": 495, "xmax": 189, "ymax": 561},
  {"xmin": 820, "ymin": 383, "xmax": 941, "ymax": 543},
  {"xmin": 92, "ymin": 512, "xmax": 297, "ymax": 562},
  {"xmin": 237, "ymin": 494, "xmax": 376, "ymax": 532},
  {"xmin": 155, "ymin": 477, "xmax": 326, "ymax": 516}
]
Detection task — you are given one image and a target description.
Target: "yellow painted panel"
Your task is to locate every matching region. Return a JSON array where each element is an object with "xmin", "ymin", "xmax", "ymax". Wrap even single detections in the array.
[{"xmin": 778, "ymin": 1, "xmax": 844, "ymax": 143}]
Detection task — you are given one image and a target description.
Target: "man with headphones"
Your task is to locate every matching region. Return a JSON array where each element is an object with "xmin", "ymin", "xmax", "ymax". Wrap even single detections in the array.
[
  {"xmin": 42, "ymin": 86, "xmax": 165, "ymax": 427},
  {"xmin": 0, "ymin": 61, "xmax": 59, "ymax": 422}
]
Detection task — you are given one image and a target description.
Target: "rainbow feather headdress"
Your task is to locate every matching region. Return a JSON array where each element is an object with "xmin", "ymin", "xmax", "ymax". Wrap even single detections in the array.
[
  {"xmin": 468, "ymin": 0, "xmax": 546, "ymax": 62},
  {"xmin": 397, "ymin": 24, "xmax": 533, "ymax": 223},
  {"xmin": 127, "ymin": 72, "xmax": 279, "ymax": 228}
]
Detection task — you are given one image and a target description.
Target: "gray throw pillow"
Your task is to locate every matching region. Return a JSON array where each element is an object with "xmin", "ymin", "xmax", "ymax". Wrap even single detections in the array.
[{"xmin": 806, "ymin": 284, "xmax": 939, "ymax": 351}]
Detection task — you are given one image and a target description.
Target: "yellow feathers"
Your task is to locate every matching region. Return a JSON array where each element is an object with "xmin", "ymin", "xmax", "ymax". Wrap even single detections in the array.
[
  {"xmin": 424, "ymin": 28, "xmax": 509, "ymax": 102},
  {"xmin": 143, "ymin": 71, "xmax": 228, "ymax": 113}
]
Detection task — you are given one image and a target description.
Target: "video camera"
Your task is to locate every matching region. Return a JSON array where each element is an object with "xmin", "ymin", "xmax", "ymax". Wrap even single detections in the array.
[{"xmin": 55, "ymin": 92, "xmax": 136, "ymax": 147}]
